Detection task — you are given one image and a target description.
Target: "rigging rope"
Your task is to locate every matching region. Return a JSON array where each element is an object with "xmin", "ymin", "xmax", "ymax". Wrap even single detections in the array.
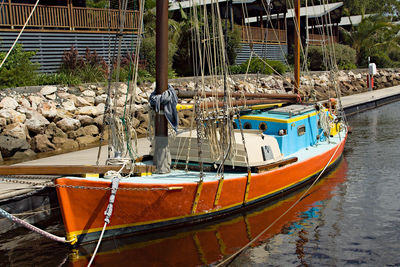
[{"xmin": 216, "ymin": 128, "xmax": 346, "ymax": 266}]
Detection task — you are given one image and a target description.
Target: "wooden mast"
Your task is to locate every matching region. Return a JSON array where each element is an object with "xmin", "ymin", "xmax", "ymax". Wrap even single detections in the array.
[
  {"xmin": 153, "ymin": 0, "xmax": 171, "ymax": 173},
  {"xmin": 294, "ymin": 0, "xmax": 300, "ymax": 94}
]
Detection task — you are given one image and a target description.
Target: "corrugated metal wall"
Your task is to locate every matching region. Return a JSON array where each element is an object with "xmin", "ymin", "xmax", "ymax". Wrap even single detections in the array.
[
  {"xmin": 0, "ymin": 31, "xmax": 137, "ymax": 73},
  {"xmin": 235, "ymin": 43, "xmax": 288, "ymax": 65}
]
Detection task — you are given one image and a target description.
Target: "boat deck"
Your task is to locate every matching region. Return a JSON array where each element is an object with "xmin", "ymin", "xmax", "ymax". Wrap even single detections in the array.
[{"xmin": 65, "ymin": 128, "xmax": 346, "ymax": 185}]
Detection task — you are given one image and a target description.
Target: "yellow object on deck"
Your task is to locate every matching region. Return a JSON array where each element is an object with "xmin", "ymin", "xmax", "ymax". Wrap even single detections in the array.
[
  {"xmin": 330, "ymin": 122, "xmax": 341, "ymax": 137},
  {"xmin": 83, "ymin": 173, "xmax": 99, "ymax": 178},
  {"xmin": 176, "ymin": 104, "xmax": 194, "ymax": 111},
  {"xmin": 176, "ymin": 103, "xmax": 283, "ymax": 111}
]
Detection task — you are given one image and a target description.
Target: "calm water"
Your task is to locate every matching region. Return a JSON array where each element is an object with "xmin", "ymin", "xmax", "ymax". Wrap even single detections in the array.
[{"xmin": 1, "ymin": 102, "xmax": 400, "ymax": 266}]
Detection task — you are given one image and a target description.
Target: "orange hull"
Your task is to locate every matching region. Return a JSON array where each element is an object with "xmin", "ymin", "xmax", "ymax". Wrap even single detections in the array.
[
  {"xmin": 70, "ymin": 158, "xmax": 348, "ymax": 266},
  {"xmin": 56, "ymin": 135, "xmax": 346, "ymax": 244}
]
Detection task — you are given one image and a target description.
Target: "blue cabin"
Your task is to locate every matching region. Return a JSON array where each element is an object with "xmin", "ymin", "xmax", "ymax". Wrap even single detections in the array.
[{"xmin": 237, "ymin": 105, "xmax": 326, "ymax": 156}]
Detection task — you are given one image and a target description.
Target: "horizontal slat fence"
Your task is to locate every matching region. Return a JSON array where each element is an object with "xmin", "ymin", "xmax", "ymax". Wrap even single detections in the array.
[{"xmin": 0, "ymin": 31, "xmax": 137, "ymax": 73}]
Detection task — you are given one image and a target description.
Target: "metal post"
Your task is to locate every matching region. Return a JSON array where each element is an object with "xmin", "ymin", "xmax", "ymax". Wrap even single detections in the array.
[
  {"xmin": 153, "ymin": 0, "xmax": 170, "ymax": 173},
  {"xmin": 294, "ymin": 0, "xmax": 300, "ymax": 94},
  {"xmin": 368, "ymin": 57, "xmax": 372, "ymax": 91}
]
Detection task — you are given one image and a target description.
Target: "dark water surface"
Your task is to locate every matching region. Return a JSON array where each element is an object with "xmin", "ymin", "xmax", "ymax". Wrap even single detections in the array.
[{"xmin": 1, "ymin": 102, "xmax": 400, "ymax": 266}]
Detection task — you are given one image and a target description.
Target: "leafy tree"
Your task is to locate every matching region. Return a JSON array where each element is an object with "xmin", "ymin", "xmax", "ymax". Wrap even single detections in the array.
[
  {"xmin": 340, "ymin": 15, "xmax": 400, "ymax": 67},
  {"xmin": 0, "ymin": 44, "xmax": 39, "ymax": 89}
]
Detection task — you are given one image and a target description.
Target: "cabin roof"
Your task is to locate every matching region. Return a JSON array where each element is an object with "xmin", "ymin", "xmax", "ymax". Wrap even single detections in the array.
[{"xmin": 241, "ymin": 105, "xmax": 316, "ymax": 123}]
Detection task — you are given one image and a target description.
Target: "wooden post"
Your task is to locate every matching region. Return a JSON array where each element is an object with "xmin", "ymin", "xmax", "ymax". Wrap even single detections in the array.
[
  {"xmin": 294, "ymin": 0, "xmax": 300, "ymax": 94},
  {"xmin": 67, "ymin": 0, "xmax": 74, "ymax": 30},
  {"xmin": 8, "ymin": 0, "xmax": 13, "ymax": 29}
]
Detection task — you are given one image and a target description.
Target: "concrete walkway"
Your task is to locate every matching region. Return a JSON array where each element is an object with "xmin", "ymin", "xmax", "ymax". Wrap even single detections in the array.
[{"xmin": 1, "ymin": 85, "xmax": 400, "ymax": 201}]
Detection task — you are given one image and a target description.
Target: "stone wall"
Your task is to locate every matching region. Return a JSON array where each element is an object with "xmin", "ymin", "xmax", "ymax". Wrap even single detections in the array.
[{"xmin": 0, "ymin": 69, "xmax": 399, "ymax": 162}]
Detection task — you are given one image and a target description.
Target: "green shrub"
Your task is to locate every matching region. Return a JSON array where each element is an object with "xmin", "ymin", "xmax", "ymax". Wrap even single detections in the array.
[
  {"xmin": 0, "ymin": 44, "xmax": 39, "ymax": 89},
  {"xmin": 228, "ymin": 65, "xmax": 242, "ymax": 74},
  {"xmin": 141, "ymin": 36, "xmax": 177, "ymax": 78},
  {"xmin": 307, "ymin": 44, "xmax": 357, "ymax": 71},
  {"xmin": 239, "ymin": 58, "xmax": 287, "ymax": 75},
  {"xmin": 35, "ymin": 72, "xmax": 82, "ymax": 86}
]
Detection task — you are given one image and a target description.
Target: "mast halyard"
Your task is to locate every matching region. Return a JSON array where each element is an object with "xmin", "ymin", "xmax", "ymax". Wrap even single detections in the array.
[
  {"xmin": 294, "ymin": 0, "xmax": 300, "ymax": 94},
  {"xmin": 153, "ymin": 0, "xmax": 171, "ymax": 173}
]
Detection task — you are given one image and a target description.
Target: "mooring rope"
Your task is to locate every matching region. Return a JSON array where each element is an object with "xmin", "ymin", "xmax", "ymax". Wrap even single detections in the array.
[
  {"xmin": 216, "ymin": 129, "xmax": 346, "ymax": 266},
  {"xmin": 0, "ymin": 207, "xmax": 70, "ymax": 244},
  {"xmin": 87, "ymin": 163, "xmax": 125, "ymax": 267}
]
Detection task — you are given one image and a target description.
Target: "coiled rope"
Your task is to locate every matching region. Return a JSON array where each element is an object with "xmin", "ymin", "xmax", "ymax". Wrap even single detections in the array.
[{"xmin": 216, "ymin": 128, "xmax": 345, "ymax": 266}]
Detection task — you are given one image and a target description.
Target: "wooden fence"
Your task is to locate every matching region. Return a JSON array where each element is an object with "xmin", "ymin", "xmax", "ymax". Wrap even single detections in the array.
[
  {"xmin": 0, "ymin": 3, "xmax": 139, "ymax": 33},
  {"xmin": 239, "ymin": 26, "xmax": 287, "ymax": 44}
]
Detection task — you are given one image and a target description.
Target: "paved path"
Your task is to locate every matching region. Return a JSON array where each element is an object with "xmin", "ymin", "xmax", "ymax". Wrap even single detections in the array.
[{"xmin": 1, "ymin": 85, "xmax": 400, "ymax": 201}]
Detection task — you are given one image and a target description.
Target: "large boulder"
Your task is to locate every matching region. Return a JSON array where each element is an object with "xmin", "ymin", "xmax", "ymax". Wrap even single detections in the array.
[
  {"xmin": 1, "ymin": 122, "xmax": 30, "ymax": 140},
  {"xmin": 39, "ymin": 102, "xmax": 57, "ymax": 119},
  {"xmin": 0, "ymin": 136, "xmax": 30, "ymax": 158},
  {"xmin": 76, "ymin": 106, "xmax": 100, "ymax": 116},
  {"xmin": 28, "ymin": 95, "xmax": 44, "ymax": 110},
  {"xmin": 32, "ymin": 134, "xmax": 56, "ymax": 152},
  {"xmin": 82, "ymin": 90, "xmax": 96, "ymax": 97},
  {"xmin": 44, "ymin": 122, "xmax": 68, "ymax": 138},
  {"xmin": 0, "ymin": 97, "xmax": 19, "ymax": 110},
  {"xmin": 76, "ymin": 135, "xmax": 99, "ymax": 148},
  {"xmin": 0, "ymin": 109, "xmax": 26, "ymax": 124},
  {"xmin": 25, "ymin": 110, "xmax": 50, "ymax": 133},
  {"xmin": 40, "ymin": 85, "xmax": 57, "ymax": 95},
  {"xmin": 0, "ymin": 118, "xmax": 6, "ymax": 128},
  {"xmin": 62, "ymin": 100, "xmax": 76, "ymax": 113},
  {"xmin": 71, "ymin": 95, "xmax": 91, "ymax": 107},
  {"xmin": 11, "ymin": 149, "xmax": 36, "ymax": 159},
  {"xmin": 56, "ymin": 118, "xmax": 81, "ymax": 132},
  {"xmin": 67, "ymin": 128, "xmax": 86, "ymax": 139},
  {"xmin": 83, "ymin": 125, "xmax": 99, "ymax": 136},
  {"xmin": 52, "ymin": 137, "xmax": 79, "ymax": 150},
  {"xmin": 76, "ymin": 115, "xmax": 94, "ymax": 126}
]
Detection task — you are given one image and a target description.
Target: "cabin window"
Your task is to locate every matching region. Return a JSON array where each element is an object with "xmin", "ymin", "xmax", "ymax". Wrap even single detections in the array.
[
  {"xmin": 232, "ymin": 122, "xmax": 238, "ymax": 129},
  {"xmin": 259, "ymin": 122, "xmax": 267, "ymax": 131},
  {"xmin": 298, "ymin": 125, "xmax": 306, "ymax": 136},
  {"xmin": 243, "ymin": 122, "xmax": 251, "ymax": 129}
]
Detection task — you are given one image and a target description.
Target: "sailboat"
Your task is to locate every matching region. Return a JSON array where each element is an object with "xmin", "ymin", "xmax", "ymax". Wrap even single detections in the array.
[
  {"xmin": 52, "ymin": 0, "xmax": 348, "ymax": 246},
  {"xmin": 0, "ymin": 0, "xmax": 347, "ymax": 249}
]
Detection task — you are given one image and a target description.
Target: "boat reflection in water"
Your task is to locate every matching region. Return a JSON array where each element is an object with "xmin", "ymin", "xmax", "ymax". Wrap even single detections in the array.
[{"xmin": 70, "ymin": 158, "xmax": 348, "ymax": 266}]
